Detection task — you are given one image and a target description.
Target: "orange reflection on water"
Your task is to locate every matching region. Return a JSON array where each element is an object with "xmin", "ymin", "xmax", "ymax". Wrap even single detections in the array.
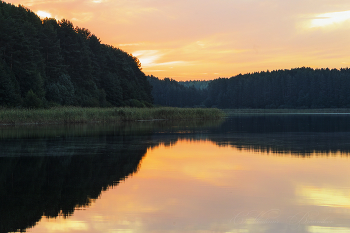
[
  {"xmin": 28, "ymin": 139, "xmax": 350, "ymax": 233},
  {"xmin": 141, "ymin": 139, "xmax": 248, "ymax": 186}
]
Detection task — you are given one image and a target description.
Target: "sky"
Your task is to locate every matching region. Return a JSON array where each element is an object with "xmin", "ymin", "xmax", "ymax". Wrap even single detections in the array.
[{"xmin": 6, "ymin": 0, "xmax": 350, "ymax": 81}]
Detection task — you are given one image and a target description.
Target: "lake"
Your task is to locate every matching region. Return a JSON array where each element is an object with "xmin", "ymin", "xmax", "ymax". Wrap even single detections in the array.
[{"xmin": 2, "ymin": 114, "xmax": 350, "ymax": 233}]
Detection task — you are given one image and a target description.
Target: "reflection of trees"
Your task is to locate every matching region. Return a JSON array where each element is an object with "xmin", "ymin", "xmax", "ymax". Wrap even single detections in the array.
[
  {"xmin": 152, "ymin": 133, "xmax": 350, "ymax": 156},
  {"xmin": 151, "ymin": 115, "xmax": 350, "ymax": 156},
  {"xmin": 0, "ymin": 134, "xmax": 148, "ymax": 233},
  {"xmin": 210, "ymin": 115, "xmax": 350, "ymax": 155},
  {"xmin": 0, "ymin": 120, "xmax": 223, "ymax": 233},
  {"xmin": 211, "ymin": 132, "xmax": 350, "ymax": 156}
]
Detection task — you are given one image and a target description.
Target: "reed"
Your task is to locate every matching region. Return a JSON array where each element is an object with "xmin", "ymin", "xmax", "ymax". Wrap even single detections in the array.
[{"xmin": 0, "ymin": 107, "xmax": 225, "ymax": 125}]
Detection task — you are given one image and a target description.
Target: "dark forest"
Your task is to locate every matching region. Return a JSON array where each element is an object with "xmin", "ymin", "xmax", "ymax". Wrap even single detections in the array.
[
  {"xmin": 0, "ymin": 1, "xmax": 153, "ymax": 108},
  {"xmin": 150, "ymin": 67, "xmax": 350, "ymax": 109}
]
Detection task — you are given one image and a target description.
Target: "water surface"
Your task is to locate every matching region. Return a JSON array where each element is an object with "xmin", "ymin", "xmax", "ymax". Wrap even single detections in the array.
[{"xmin": 2, "ymin": 115, "xmax": 350, "ymax": 233}]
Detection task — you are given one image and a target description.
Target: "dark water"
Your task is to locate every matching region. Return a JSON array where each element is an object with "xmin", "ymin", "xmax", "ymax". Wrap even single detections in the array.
[{"xmin": 2, "ymin": 114, "xmax": 350, "ymax": 233}]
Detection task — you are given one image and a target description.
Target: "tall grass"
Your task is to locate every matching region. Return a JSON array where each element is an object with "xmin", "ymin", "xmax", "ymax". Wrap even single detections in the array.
[
  {"xmin": 0, "ymin": 118, "xmax": 225, "ymax": 139},
  {"xmin": 0, "ymin": 107, "xmax": 225, "ymax": 125}
]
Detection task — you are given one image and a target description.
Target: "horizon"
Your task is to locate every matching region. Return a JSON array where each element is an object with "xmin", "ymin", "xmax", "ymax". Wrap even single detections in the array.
[{"xmin": 5, "ymin": 0, "xmax": 350, "ymax": 81}]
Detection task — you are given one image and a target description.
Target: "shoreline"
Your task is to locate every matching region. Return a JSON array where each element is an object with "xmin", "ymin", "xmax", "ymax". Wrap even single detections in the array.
[
  {"xmin": 2, "ymin": 107, "xmax": 350, "ymax": 125},
  {"xmin": 0, "ymin": 107, "xmax": 225, "ymax": 125},
  {"xmin": 223, "ymin": 108, "xmax": 350, "ymax": 115}
]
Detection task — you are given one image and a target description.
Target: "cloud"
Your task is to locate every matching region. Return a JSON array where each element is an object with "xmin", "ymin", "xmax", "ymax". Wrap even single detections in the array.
[
  {"xmin": 118, "ymin": 43, "xmax": 142, "ymax": 47},
  {"xmin": 40, "ymin": 219, "xmax": 88, "ymax": 233},
  {"xmin": 71, "ymin": 12, "xmax": 94, "ymax": 22},
  {"xmin": 309, "ymin": 10, "xmax": 350, "ymax": 28},
  {"xmin": 36, "ymin": 10, "xmax": 51, "ymax": 18},
  {"xmin": 132, "ymin": 50, "xmax": 163, "ymax": 67},
  {"xmin": 132, "ymin": 50, "xmax": 190, "ymax": 69},
  {"xmin": 14, "ymin": 0, "xmax": 74, "ymax": 6}
]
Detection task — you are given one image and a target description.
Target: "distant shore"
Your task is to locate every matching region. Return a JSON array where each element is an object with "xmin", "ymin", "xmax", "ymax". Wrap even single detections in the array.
[
  {"xmin": 223, "ymin": 108, "xmax": 350, "ymax": 115},
  {"xmin": 0, "ymin": 107, "xmax": 225, "ymax": 125}
]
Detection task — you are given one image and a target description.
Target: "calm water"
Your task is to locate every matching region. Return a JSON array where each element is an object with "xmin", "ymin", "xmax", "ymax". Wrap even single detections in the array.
[{"xmin": 2, "ymin": 115, "xmax": 350, "ymax": 233}]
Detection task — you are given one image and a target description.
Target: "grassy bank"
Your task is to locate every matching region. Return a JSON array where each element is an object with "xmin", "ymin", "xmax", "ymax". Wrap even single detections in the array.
[
  {"xmin": 0, "ymin": 118, "xmax": 225, "ymax": 139},
  {"xmin": 0, "ymin": 107, "xmax": 225, "ymax": 125}
]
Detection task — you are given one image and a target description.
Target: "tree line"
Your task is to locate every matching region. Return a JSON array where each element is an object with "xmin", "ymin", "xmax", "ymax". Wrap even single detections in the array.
[
  {"xmin": 148, "ymin": 75, "xmax": 207, "ymax": 107},
  {"xmin": 150, "ymin": 67, "xmax": 350, "ymax": 109},
  {"xmin": 0, "ymin": 1, "xmax": 153, "ymax": 108}
]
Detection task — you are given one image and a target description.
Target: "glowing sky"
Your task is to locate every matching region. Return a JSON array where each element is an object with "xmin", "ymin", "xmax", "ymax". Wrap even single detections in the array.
[{"xmin": 6, "ymin": 0, "xmax": 350, "ymax": 80}]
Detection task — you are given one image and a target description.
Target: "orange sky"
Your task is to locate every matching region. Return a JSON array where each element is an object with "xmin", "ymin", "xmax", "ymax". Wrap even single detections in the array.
[{"xmin": 6, "ymin": 0, "xmax": 350, "ymax": 81}]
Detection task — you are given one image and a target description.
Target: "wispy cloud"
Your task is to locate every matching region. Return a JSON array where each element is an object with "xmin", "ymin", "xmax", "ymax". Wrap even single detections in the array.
[
  {"xmin": 309, "ymin": 10, "xmax": 350, "ymax": 28},
  {"xmin": 155, "ymin": 61, "xmax": 191, "ymax": 66},
  {"xmin": 71, "ymin": 12, "xmax": 94, "ymax": 22},
  {"xmin": 16, "ymin": 0, "xmax": 74, "ymax": 6},
  {"xmin": 36, "ymin": 10, "xmax": 51, "ymax": 18},
  {"xmin": 119, "ymin": 43, "xmax": 142, "ymax": 47},
  {"xmin": 132, "ymin": 50, "xmax": 163, "ymax": 67},
  {"xmin": 132, "ymin": 50, "xmax": 191, "ymax": 68}
]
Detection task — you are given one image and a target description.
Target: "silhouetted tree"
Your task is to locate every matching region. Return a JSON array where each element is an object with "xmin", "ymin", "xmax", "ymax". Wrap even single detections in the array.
[{"xmin": 0, "ymin": 2, "xmax": 153, "ymax": 107}]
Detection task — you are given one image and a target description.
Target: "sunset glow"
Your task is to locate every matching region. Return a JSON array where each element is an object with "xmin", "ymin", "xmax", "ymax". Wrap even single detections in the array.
[
  {"xmin": 310, "ymin": 10, "xmax": 350, "ymax": 28},
  {"xmin": 7, "ymin": 0, "xmax": 350, "ymax": 80},
  {"xmin": 36, "ymin": 10, "xmax": 51, "ymax": 19}
]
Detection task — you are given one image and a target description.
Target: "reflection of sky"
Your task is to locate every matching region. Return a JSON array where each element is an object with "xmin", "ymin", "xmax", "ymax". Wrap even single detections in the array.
[{"xmin": 29, "ymin": 139, "xmax": 350, "ymax": 233}]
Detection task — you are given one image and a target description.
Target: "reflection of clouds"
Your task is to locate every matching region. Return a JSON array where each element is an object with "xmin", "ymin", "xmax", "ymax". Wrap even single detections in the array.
[
  {"xmin": 296, "ymin": 185, "xmax": 350, "ymax": 208},
  {"xmin": 143, "ymin": 139, "xmax": 248, "ymax": 186},
  {"xmin": 308, "ymin": 226, "xmax": 350, "ymax": 233}
]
